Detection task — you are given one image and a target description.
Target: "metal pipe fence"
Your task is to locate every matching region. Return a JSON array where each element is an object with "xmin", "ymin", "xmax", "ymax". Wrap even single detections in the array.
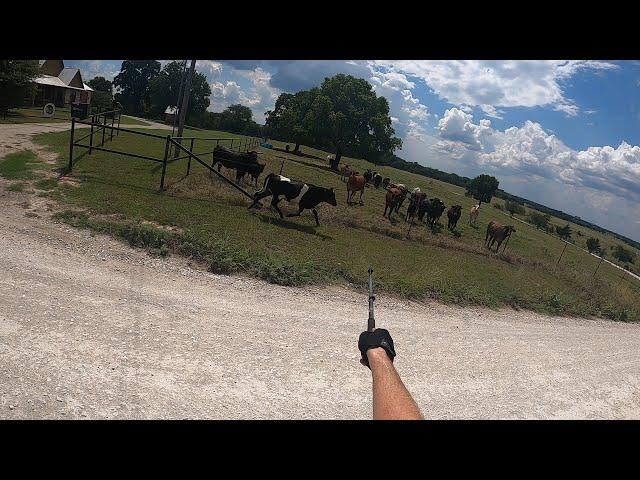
[{"xmin": 68, "ymin": 114, "xmax": 261, "ymax": 196}]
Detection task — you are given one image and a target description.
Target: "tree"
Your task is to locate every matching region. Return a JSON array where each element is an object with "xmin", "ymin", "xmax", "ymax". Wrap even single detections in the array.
[
  {"xmin": 92, "ymin": 91, "xmax": 113, "ymax": 111},
  {"xmin": 586, "ymin": 237, "xmax": 601, "ymax": 254},
  {"xmin": 266, "ymin": 74, "xmax": 402, "ymax": 170},
  {"xmin": 612, "ymin": 245, "xmax": 635, "ymax": 264},
  {"xmin": 87, "ymin": 76, "xmax": 112, "ymax": 94},
  {"xmin": 148, "ymin": 60, "xmax": 210, "ymax": 120},
  {"xmin": 466, "ymin": 174, "xmax": 499, "ymax": 205},
  {"xmin": 555, "ymin": 223, "xmax": 572, "ymax": 240},
  {"xmin": 0, "ymin": 60, "xmax": 39, "ymax": 118},
  {"xmin": 113, "ymin": 60, "xmax": 161, "ymax": 116},
  {"xmin": 505, "ymin": 200, "xmax": 525, "ymax": 216},
  {"xmin": 528, "ymin": 212, "xmax": 550, "ymax": 230}
]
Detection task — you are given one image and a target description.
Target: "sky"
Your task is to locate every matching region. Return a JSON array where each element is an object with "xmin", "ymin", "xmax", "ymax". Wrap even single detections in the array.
[{"xmin": 67, "ymin": 59, "xmax": 640, "ymax": 242}]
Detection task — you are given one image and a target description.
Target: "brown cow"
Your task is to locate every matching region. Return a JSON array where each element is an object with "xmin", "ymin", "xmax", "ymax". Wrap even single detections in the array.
[
  {"xmin": 383, "ymin": 187, "xmax": 406, "ymax": 219},
  {"xmin": 347, "ymin": 172, "xmax": 366, "ymax": 205},
  {"xmin": 339, "ymin": 164, "xmax": 353, "ymax": 182},
  {"xmin": 485, "ymin": 220, "xmax": 516, "ymax": 251},
  {"xmin": 447, "ymin": 205, "xmax": 462, "ymax": 230}
]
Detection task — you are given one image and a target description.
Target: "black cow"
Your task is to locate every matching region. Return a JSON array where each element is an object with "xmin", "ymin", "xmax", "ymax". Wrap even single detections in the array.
[
  {"xmin": 248, "ymin": 173, "xmax": 337, "ymax": 226},
  {"xmin": 373, "ymin": 173, "xmax": 383, "ymax": 189},
  {"xmin": 419, "ymin": 198, "xmax": 446, "ymax": 227},
  {"xmin": 212, "ymin": 145, "xmax": 262, "ymax": 183},
  {"xmin": 363, "ymin": 169, "xmax": 374, "ymax": 184},
  {"xmin": 382, "ymin": 177, "xmax": 391, "ymax": 189},
  {"xmin": 236, "ymin": 162, "xmax": 266, "ymax": 186},
  {"xmin": 406, "ymin": 192, "xmax": 427, "ymax": 223}
]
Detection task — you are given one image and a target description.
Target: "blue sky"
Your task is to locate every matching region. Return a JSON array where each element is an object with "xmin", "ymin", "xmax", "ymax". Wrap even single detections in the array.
[{"xmin": 67, "ymin": 60, "xmax": 640, "ymax": 241}]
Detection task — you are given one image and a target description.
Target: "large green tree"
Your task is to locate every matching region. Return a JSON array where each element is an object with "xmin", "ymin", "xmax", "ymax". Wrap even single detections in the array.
[
  {"xmin": 148, "ymin": 61, "xmax": 210, "ymax": 119},
  {"xmin": 87, "ymin": 76, "xmax": 112, "ymax": 94},
  {"xmin": 113, "ymin": 60, "xmax": 161, "ymax": 116},
  {"xmin": 466, "ymin": 174, "xmax": 500, "ymax": 205},
  {"xmin": 0, "ymin": 60, "xmax": 39, "ymax": 117},
  {"xmin": 586, "ymin": 237, "xmax": 601, "ymax": 254},
  {"xmin": 266, "ymin": 74, "xmax": 402, "ymax": 170}
]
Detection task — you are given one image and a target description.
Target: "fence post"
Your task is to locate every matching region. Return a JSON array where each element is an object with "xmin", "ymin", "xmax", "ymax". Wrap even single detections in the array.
[
  {"xmin": 110, "ymin": 111, "xmax": 114, "ymax": 141},
  {"xmin": 160, "ymin": 136, "xmax": 170, "ymax": 190},
  {"xmin": 68, "ymin": 117, "xmax": 75, "ymax": 172},
  {"xmin": 117, "ymin": 111, "xmax": 121, "ymax": 135},
  {"xmin": 101, "ymin": 113, "xmax": 106, "ymax": 146},
  {"xmin": 594, "ymin": 256, "xmax": 604, "ymax": 277},
  {"xmin": 557, "ymin": 242, "xmax": 568, "ymax": 265},
  {"xmin": 187, "ymin": 138, "xmax": 194, "ymax": 175},
  {"xmin": 89, "ymin": 114, "xmax": 95, "ymax": 154},
  {"xmin": 230, "ymin": 138, "xmax": 234, "ymax": 150}
]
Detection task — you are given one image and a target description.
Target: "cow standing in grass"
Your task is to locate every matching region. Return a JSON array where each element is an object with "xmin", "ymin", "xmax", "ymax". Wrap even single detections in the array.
[
  {"xmin": 339, "ymin": 164, "xmax": 354, "ymax": 182},
  {"xmin": 485, "ymin": 220, "xmax": 516, "ymax": 251},
  {"xmin": 405, "ymin": 190, "xmax": 426, "ymax": 223},
  {"xmin": 248, "ymin": 174, "xmax": 337, "ymax": 226},
  {"xmin": 382, "ymin": 177, "xmax": 390, "ymax": 189},
  {"xmin": 373, "ymin": 173, "xmax": 383, "ymax": 189},
  {"xmin": 469, "ymin": 204, "xmax": 480, "ymax": 226},
  {"xmin": 447, "ymin": 205, "xmax": 462, "ymax": 230},
  {"xmin": 420, "ymin": 198, "xmax": 446, "ymax": 227},
  {"xmin": 383, "ymin": 187, "xmax": 406, "ymax": 219},
  {"xmin": 347, "ymin": 172, "xmax": 366, "ymax": 205}
]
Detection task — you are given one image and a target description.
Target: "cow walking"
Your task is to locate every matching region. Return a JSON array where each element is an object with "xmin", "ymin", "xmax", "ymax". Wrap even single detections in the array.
[
  {"xmin": 347, "ymin": 172, "xmax": 366, "ymax": 205},
  {"xmin": 383, "ymin": 187, "xmax": 406, "ymax": 219},
  {"xmin": 248, "ymin": 174, "xmax": 337, "ymax": 226},
  {"xmin": 373, "ymin": 173, "xmax": 383, "ymax": 189},
  {"xmin": 447, "ymin": 205, "xmax": 462, "ymax": 230},
  {"xmin": 405, "ymin": 190, "xmax": 426, "ymax": 223},
  {"xmin": 420, "ymin": 198, "xmax": 446, "ymax": 227},
  {"xmin": 212, "ymin": 145, "xmax": 264, "ymax": 185},
  {"xmin": 469, "ymin": 204, "xmax": 480, "ymax": 226},
  {"xmin": 485, "ymin": 220, "xmax": 516, "ymax": 251}
]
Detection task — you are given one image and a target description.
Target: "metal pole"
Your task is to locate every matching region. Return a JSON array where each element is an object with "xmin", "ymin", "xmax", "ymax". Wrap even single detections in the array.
[
  {"xmin": 594, "ymin": 256, "xmax": 605, "ymax": 276},
  {"xmin": 173, "ymin": 59, "xmax": 196, "ymax": 160},
  {"xmin": 89, "ymin": 114, "xmax": 95, "ymax": 154},
  {"xmin": 367, "ymin": 268, "xmax": 375, "ymax": 332},
  {"xmin": 101, "ymin": 113, "xmax": 106, "ymax": 146},
  {"xmin": 557, "ymin": 242, "xmax": 568, "ymax": 265},
  {"xmin": 187, "ymin": 138, "xmax": 194, "ymax": 175},
  {"xmin": 68, "ymin": 117, "xmax": 75, "ymax": 172},
  {"xmin": 160, "ymin": 136, "xmax": 170, "ymax": 190},
  {"xmin": 172, "ymin": 60, "xmax": 188, "ymax": 137}
]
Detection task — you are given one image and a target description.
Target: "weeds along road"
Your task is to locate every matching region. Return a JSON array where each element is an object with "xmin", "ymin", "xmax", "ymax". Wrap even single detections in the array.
[{"xmin": 2, "ymin": 181, "xmax": 640, "ymax": 419}]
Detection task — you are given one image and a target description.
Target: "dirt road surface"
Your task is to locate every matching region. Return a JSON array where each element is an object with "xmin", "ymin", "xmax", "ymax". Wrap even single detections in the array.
[
  {"xmin": 1, "ymin": 122, "xmax": 640, "ymax": 419},
  {"xmin": 2, "ymin": 188, "xmax": 640, "ymax": 419}
]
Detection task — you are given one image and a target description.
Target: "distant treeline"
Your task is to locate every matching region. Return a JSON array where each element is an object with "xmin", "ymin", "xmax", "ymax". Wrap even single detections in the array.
[{"xmin": 375, "ymin": 153, "xmax": 640, "ymax": 251}]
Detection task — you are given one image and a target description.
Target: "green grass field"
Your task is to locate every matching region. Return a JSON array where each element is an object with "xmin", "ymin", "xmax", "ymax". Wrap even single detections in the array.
[
  {"xmin": 21, "ymin": 126, "xmax": 640, "ymax": 321},
  {"xmin": 0, "ymin": 108, "xmax": 149, "ymax": 126}
]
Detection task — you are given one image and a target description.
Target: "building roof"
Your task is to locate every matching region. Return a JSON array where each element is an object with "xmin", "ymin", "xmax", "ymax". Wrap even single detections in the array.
[
  {"xmin": 34, "ymin": 75, "xmax": 92, "ymax": 91},
  {"xmin": 165, "ymin": 106, "xmax": 178, "ymax": 115}
]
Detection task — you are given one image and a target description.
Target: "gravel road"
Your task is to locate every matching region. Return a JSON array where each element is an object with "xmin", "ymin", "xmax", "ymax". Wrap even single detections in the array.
[{"xmin": 1, "ymin": 123, "xmax": 640, "ymax": 419}]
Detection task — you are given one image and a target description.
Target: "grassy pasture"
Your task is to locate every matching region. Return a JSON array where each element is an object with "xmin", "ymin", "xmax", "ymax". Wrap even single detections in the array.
[
  {"xmin": 0, "ymin": 108, "xmax": 148, "ymax": 126},
  {"xmin": 27, "ymin": 126, "xmax": 640, "ymax": 321}
]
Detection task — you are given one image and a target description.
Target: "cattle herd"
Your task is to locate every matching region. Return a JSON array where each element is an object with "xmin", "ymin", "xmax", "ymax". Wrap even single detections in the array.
[{"xmin": 212, "ymin": 147, "xmax": 516, "ymax": 250}]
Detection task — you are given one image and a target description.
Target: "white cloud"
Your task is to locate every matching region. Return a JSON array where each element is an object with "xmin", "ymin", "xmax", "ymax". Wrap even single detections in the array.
[
  {"xmin": 433, "ymin": 109, "xmax": 640, "ymax": 204},
  {"xmin": 371, "ymin": 60, "xmax": 618, "ymax": 116}
]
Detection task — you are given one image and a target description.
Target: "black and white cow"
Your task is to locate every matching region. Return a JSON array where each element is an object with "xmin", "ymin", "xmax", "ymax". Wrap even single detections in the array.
[{"xmin": 248, "ymin": 173, "xmax": 337, "ymax": 226}]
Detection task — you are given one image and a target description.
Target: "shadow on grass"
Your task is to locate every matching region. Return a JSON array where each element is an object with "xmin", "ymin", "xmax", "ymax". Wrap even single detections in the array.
[{"xmin": 254, "ymin": 212, "xmax": 333, "ymax": 240}]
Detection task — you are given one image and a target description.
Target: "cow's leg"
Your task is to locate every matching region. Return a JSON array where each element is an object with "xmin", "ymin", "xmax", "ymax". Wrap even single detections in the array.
[
  {"xmin": 359, "ymin": 189, "xmax": 364, "ymax": 205},
  {"xmin": 495, "ymin": 240, "xmax": 502, "ymax": 252},
  {"xmin": 248, "ymin": 190, "xmax": 271, "ymax": 209},
  {"xmin": 286, "ymin": 206, "xmax": 303, "ymax": 218},
  {"xmin": 271, "ymin": 195, "xmax": 284, "ymax": 218},
  {"xmin": 312, "ymin": 209, "xmax": 320, "ymax": 226}
]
